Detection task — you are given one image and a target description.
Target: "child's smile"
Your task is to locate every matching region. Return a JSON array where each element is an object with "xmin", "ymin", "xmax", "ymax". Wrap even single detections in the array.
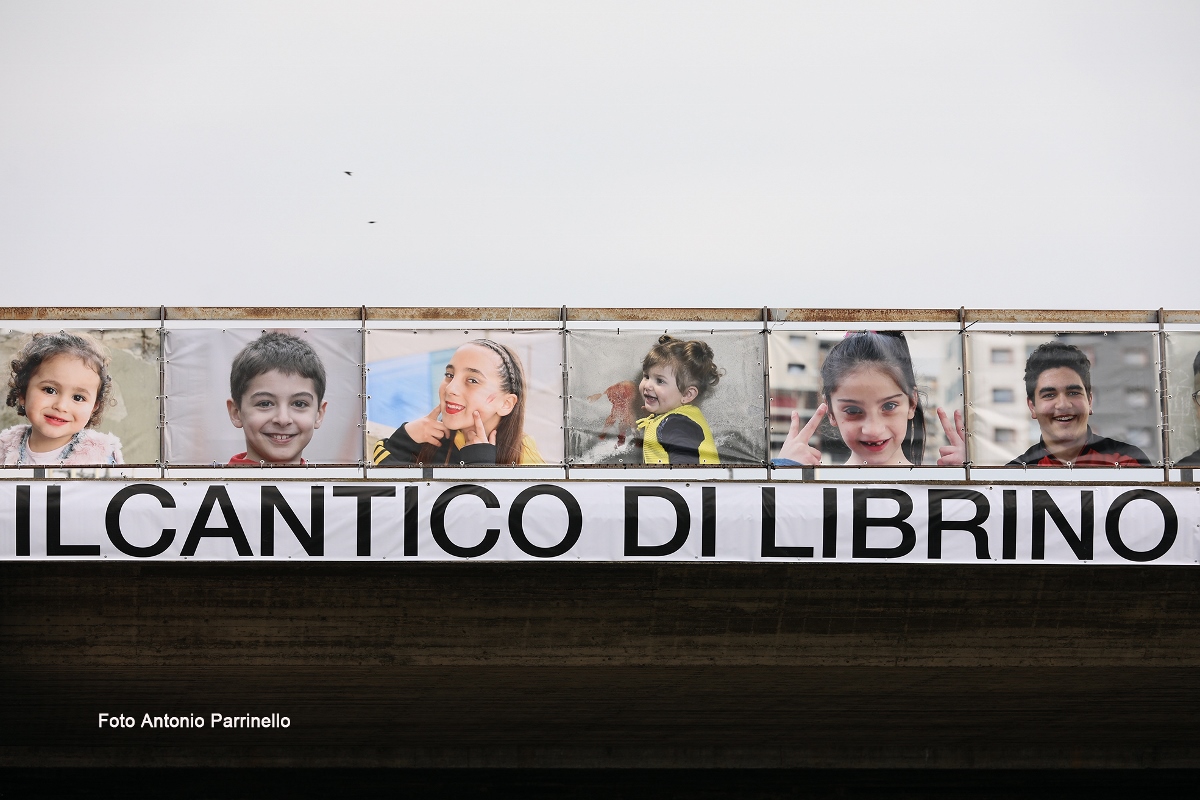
[
  {"xmin": 829, "ymin": 366, "xmax": 917, "ymax": 466},
  {"xmin": 1027, "ymin": 366, "xmax": 1092, "ymax": 455},
  {"xmin": 227, "ymin": 369, "xmax": 326, "ymax": 464},
  {"xmin": 20, "ymin": 354, "xmax": 102, "ymax": 453},
  {"xmin": 639, "ymin": 363, "xmax": 697, "ymax": 415},
  {"xmin": 439, "ymin": 344, "xmax": 517, "ymax": 434}
]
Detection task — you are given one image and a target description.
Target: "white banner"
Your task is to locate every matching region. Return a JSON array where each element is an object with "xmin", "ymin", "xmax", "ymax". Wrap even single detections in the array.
[{"xmin": 0, "ymin": 481, "xmax": 1195, "ymax": 564}]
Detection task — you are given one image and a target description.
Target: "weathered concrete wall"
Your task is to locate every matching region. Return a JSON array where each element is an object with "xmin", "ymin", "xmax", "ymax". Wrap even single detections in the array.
[{"xmin": 3, "ymin": 562, "xmax": 1199, "ymax": 767}]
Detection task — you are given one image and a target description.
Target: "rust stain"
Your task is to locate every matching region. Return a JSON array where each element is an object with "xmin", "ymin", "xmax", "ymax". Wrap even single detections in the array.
[
  {"xmin": 367, "ymin": 307, "xmax": 562, "ymax": 322},
  {"xmin": 569, "ymin": 308, "xmax": 763, "ymax": 322},
  {"xmin": 0, "ymin": 307, "xmax": 1194, "ymax": 324},
  {"xmin": 964, "ymin": 309, "xmax": 1160, "ymax": 324},
  {"xmin": 166, "ymin": 307, "xmax": 363, "ymax": 321},
  {"xmin": 770, "ymin": 308, "xmax": 959, "ymax": 323},
  {"xmin": 0, "ymin": 307, "xmax": 161, "ymax": 321}
]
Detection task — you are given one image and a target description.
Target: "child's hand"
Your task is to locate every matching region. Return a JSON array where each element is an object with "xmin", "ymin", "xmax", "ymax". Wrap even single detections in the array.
[
  {"xmin": 778, "ymin": 404, "xmax": 826, "ymax": 466},
  {"xmin": 936, "ymin": 407, "xmax": 967, "ymax": 466},
  {"xmin": 404, "ymin": 407, "xmax": 450, "ymax": 446},
  {"xmin": 462, "ymin": 410, "xmax": 497, "ymax": 447}
]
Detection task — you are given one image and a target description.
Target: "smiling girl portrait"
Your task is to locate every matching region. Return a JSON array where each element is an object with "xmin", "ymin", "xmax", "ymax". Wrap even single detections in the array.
[
  {"xmin": 775, "ymin": 331, "xmax": 965, "ymax": 467},
  {"xmin": 366, "ymin": 329, "xmax": 563, "ymax": 467},
  {"xmin": 372, "ymin": 338, "xmax": 543, "ymax": 466},
  {"xmin": 1, "ymin": 331, "xmax": 123, "ymax": 465}
]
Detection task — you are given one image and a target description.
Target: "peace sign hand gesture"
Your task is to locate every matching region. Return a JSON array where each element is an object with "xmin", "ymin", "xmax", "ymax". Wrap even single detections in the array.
[
  {"xmin": 778, "ymin": 403, "xmax": 827, "ymax": 466},
  {"xmin": 936, "ymin": 407, "xmax": 967, "ymax": 466}
]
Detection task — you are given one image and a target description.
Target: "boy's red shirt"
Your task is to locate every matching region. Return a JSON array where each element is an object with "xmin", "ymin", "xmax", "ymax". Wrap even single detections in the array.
[{"xmin": 227, "ymin": 452, "xmax": 307, "ymax": 466}]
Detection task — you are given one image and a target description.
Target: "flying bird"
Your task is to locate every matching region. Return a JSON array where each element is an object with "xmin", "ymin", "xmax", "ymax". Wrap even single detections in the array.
[
  {"xmin": 344, "ymin": 171, "xmax": 352, "ymax": 176},
  {"xmin": 368, "ymin": 221, "xmax": 376, "ymax": 224}
]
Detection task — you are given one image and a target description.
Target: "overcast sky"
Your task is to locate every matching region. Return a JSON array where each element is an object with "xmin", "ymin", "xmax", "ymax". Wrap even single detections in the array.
[{"xmin": 1, "ymin": 1, "xmax": 1197, "ymax": 311}]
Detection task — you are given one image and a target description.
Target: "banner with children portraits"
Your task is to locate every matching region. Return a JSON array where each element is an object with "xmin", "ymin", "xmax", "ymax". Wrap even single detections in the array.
[
  {"xmin": 566, "ymin": 329, "xmax": 766, "ymax": 466},
  {"xmin": 0, "ymin": 328, "xmax": 160, "ymax": 467},
  {"xmin": 163, "ymin": 328, "xmax": 364, "ymax": 466},
  {"xmin": 366, "ymin": 329, "xmax": 565, "ymax": 467},
  {"xmin": 966, "ymin": 332, "xmax": 1162, "ymax": 468},
  {"xmin": 1165, "ymin": 332, "xmax": 1200, "ymax": 468},
  {"xmin": 768, "ymin": 330, "xmax": 965, "ymax": 468}
]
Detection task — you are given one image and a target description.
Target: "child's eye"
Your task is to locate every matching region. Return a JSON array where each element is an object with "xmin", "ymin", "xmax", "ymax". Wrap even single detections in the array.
[
  {"xmin": 444, "ymin": 371, "xmax": 453, "ymax": 380},
  {"xmin": 882, "ymin": 401, "xmax": 899, "ymax": 412},
  {"xmin": 292, "ymin": 400, "xmax": 310, "ymax": 409},
  {"xmin": 255, "ymin": 400, "xmax": 274, "ymax": 409},
  {"xmin": 43, "ymin": 386, "xmax": 56, "ymax": 395},
  {"xmin": 72, "ymin": 394, "xmax": 87, "ymax": 403},
  {"xmin": 467, "ymin": 377, "xmax": 478, "ymax": 385},
  {"xmin": 842, "ymin": 406, "xmax": 863, "ymax": 416}
]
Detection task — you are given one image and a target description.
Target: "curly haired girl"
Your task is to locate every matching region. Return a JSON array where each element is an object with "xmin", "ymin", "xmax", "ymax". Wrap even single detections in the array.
[
  {"xmin": 636, "ymin": 334, "xmax": 722, "ymax": 464},
  {"xmin": 2, "ymin": 331, "xmax": 123, "ymax": 465}
]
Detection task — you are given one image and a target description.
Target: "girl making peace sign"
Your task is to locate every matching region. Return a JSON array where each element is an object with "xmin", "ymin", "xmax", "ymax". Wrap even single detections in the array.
[{"xmin": 776, "ymin": 331, "xmax": 965, "ymax": 467}]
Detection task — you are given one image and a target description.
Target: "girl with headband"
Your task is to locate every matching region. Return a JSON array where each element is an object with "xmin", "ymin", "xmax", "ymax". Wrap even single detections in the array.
[{"xmin": 372, "ymin": 339, "xmax": 544, "ymax": 466}]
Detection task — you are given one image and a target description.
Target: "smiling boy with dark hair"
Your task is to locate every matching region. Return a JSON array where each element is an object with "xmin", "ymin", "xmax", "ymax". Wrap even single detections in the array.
[
  {"xmin": 1008, "ymin": 342, "xmax": 1150, "ymax": 467},
  {"xmin": 226, "ymin": 332, "xmax": 328, "ymax": 465}
]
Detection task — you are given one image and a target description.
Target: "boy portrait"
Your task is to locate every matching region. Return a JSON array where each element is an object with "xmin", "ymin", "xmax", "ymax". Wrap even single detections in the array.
[
  {"xmin": 164, "ymin": 327, "xmax": 362, "ymax": 466},
  {"xmin": 225, "ymin": 332, "xmax": 328, "ymax": 465}
]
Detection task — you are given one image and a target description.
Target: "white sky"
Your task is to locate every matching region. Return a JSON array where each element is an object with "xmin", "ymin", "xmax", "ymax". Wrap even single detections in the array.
[{"xmin": 1, "ymin": 1, "xmax": 1197, "ymax": 311}]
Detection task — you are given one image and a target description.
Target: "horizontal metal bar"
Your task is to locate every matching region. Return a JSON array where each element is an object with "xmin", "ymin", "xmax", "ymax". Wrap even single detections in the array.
[
  {"xmin": 568, "ymin": 308, "xmax": 765, "ymax": 322},
  {"xmin": 166, "ymin": 307, "xmax": 364, "ymax": 321},
  {"xmin": 0, "ymin": 307, "xmax": 162, "ymax": 321},
  {"xmin": 770, "ymin": 308, "xmax": 960, "ymax": 323},
  {"xmin": 1164, "ymin": 310, "xmax": 1200, "ymax": 324},
  {"xmin": 963, "ymin": 309, "xmax": 1161, "ymax": 324},
  {"xmin": 0, "ymin": 307, "xmax": 1195, "ymax": 324},
  {"xmin": 368, "ymin": 307, "xmax": 563, "ymax": 322}
]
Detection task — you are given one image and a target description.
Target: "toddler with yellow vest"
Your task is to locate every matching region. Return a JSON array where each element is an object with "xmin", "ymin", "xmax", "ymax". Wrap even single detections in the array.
[{"xmin": 635, "ymin": 335, "xmax": 722, "ymax": 464}]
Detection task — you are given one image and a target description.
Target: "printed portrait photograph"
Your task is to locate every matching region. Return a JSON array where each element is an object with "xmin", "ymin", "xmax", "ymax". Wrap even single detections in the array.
[
  {"xmin": 366, "ymin": 328, "xmax": 564, "ymax": 467},
  {"xmin": 163, "ymin": 327, "xmax": 363, "ymax": 466},
  {"xmin": 0, "ymin": 327, "xmax": 160, "ymax": 467},
  {"xmin": 768, "ymin": 330, "xmax": 964, "ymax": 468},
  {"xmin": 1165, "ymin": 331, "xmax": 1200, "ymax": 468},
  {"xmin": 566, "ymin": 329, "xmax": 766, "ymax": 466},
  {"xmin": 967, "ymin": 331, "xmax": 1161, "ymax": 468}
]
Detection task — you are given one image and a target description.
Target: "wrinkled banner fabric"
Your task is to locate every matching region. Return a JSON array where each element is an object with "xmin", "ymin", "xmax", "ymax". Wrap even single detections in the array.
[{"xmin": 1, "ymin": 481, "xmax": 1194, "ymax": 564}]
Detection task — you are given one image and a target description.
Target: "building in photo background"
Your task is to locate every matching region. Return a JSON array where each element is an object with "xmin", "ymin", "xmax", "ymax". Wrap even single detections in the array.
[
  {"xmin": 966, "ymin": 332, "xmax": 1161, "ymax": 466},
  {"xmin": 768, "ymin": 330, "xmax": 962, "ymax": 467}
]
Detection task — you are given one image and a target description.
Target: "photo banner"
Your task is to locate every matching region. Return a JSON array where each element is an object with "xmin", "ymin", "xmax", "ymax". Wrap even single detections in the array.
[
  {"xmin": 966, "ymin": 331, "xmax": 1162, "ymax": 467},
  {"xmin": 768, "ymin": 330, "xmax": 963, "ymax": 467},
  {"xmin": 567, "ymin": 329, "xmax": 766, "ymax": 465},
  {"xmin": 1, "ymin": 480, "xmax": 1194, "ymax": 564},
  {"xmin": 366, "ymin": 329, "xmax": 564, "ymax": 466},
  {"xmin": 164, "ymin": 328, "xmax": 363, "ymax": 466},
  {"xmin": 0, "ymin": 327, "xmax": 160, "ymax": 465}
]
